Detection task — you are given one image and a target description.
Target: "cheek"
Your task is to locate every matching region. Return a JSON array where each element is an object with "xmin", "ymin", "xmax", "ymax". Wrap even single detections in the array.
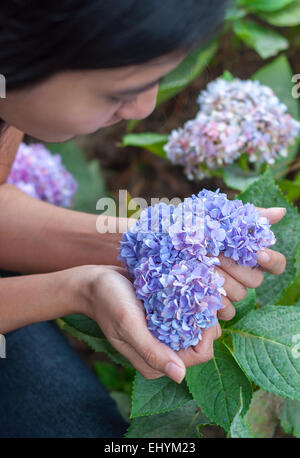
[{"xmin": 43, "ymin": 102, "xmax": 119, "ymax": 136}]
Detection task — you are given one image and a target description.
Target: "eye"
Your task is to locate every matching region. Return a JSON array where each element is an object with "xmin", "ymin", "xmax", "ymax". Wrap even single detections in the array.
[{"xmin": 109, "ymin": 96, "xmax": 122, "ymax": 104}]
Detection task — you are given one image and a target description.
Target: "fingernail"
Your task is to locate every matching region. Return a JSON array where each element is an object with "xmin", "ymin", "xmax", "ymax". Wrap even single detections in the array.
[
  {"xmin": 277, "ymin": 207, "xmax": 286, "ymax": 215},
  {"xmin": 165, "ymin": 362, "xmax": 185, "ymax": 384},
  {"xmin": 258, "ymin": 251, "xmax": 270, "ymax": 264}
]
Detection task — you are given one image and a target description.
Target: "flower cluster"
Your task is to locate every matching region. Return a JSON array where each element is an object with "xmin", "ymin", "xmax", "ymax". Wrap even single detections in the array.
[
  {"xmin": 7, "ymin": 142, "xmax": 77, "ymax": 207},
  {"xmin": 119, "ymin": 189, "xmax": 276, "ymax": 350},
  {"xmin": 164, "ymin": 78, "xmax": 300, "ymax": 180}
]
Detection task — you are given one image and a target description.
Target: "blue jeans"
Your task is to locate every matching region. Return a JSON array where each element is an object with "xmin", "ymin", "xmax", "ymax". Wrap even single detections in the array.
[{"xmin": 0, "ymin": 321, "xmax": 129, "ymax": 438}]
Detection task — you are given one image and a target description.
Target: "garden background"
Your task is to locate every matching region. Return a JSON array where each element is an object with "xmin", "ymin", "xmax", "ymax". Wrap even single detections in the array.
[{"xmin": 23, "ymin": 0, "xmax": 300, "ymax": 438}]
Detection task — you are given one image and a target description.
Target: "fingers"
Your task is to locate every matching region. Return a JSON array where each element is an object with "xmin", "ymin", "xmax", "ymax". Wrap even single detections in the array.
[
  {"xmin": 215, "ymin": 266, "xmax": 248, "ymax": 303},
  {"xmin": 256, "ymin": 207, "xmax": 286, "ymax": 225},
  {"xmin": 257, "ymin": 248, "xmax": 286, "ymax": 275},
  {"xmin": 217, "ymin": 295, "xmax": 236, "ymax": 321},
  {"xmin": 218, "ymin": 253, "xmax": 265, "ymax": 289},
  {"xmin": 112, "ymin": 297, "xmax": 186, "ymax": 384},
  {"xmin": 178, "ymin": 323, "xmax": 221, "ymax": 367}
]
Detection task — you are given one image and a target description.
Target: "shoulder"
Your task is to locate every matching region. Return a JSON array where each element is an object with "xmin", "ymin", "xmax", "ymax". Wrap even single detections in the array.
[{"xmin": 0, "ymin": 125, "xmax": 24, "ymax": 184}]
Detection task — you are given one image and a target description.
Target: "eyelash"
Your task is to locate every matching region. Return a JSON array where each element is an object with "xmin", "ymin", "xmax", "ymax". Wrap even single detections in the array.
[{"xmin": 109, "ymin": 95, "xmax": 136, "ymax": 105}]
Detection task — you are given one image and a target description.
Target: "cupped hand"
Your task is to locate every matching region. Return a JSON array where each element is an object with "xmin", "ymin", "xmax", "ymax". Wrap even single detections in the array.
[
  {"xmin": 79, "ymin": 264, "xmax": 221, "ymax": 385},
  {"xmin": 215, "ymin": 206, "xmax": 287, "ymax": 322},
  {"xmin": 78, "ymin": 207, "xmax": 286, "ymax": 385}
]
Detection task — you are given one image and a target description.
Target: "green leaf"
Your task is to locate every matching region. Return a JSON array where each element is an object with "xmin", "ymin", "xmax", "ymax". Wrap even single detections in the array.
[
  {"xmin": 280, "ymin": 399, "xmax": 300, "ymax": 437},
  {"xmin": 122, "ymin": 133, "xmax": 168, "ymax": 158},
  {"xmin": 156, "ymin": 40, "xmax": 218, "ymax": 106},
  {"xmin": 233, "ymin": 19, "xmax": 289, "ymax": 59},
  {"xmin": 229, "ymin": 391, "xmax": 254, "ymax": 438},
  {"xmin": 126, "ymin": 400, "xmax": 209, "ymax": 438},
  {"xmin": 131, "ymin": 373, "xmax": 192, "ymax": 418},
  {"xmin": 47, "ymin": 141, "xmax": 108, "ymax": 213},
  {"xmin": 228, "ymin": 305, "xmax": 300, "ymax": 400},
  {"xmin": 94, "ymin": 362, "xmax": 123, "ymax": 391},
  {"xmin": 259, "ymin": 0, "xmax": 300, "ymax": 26},
  {"xmin": 252, "ymin": 55, "xmax": 300, "ymax": 121},
  {"xmin": 239, "ymin": 167, "xmax": 300, "ymax": 306},
  {"xmin": 62, "ymin": 313, "xmax": 104, "ymax": 338},
  {"xmin": 279, "ymin": 243, "xmax": 300, "ymax": 305},
  {"xmin": 221, "ymin": 70, "xmax": 235, "ymax": 81},
  {"xmin": 61, "ymin": 322, "xmax": 131, "ymax": 368},
  {"xmin": 278, "ymin": 178, "xmax": 300, "ymax": 202},
  {"xmin": 110, "ymin": 392, "xmax": 132, "ymax": 423},
  {"xmin": 225, "ymin": 289, "xmax": 256, "ymax": 328},
  {"xmin": 185, "ymin": 340, "xmax": 252, "ymax": 432},
  {"xmin": 225, "ymin": 6, "xmax": 247, "ymax": 20},
  {"xmin": 252, "ymin": 55, "xmax": 300, "ymax": 175},
  {"xmin": 223, "ymin": 163, "xmax": 260, "ymax": 191},
  {"xmin": 237, "ymin": 0, "xmax": 293, "ymax": 12}
]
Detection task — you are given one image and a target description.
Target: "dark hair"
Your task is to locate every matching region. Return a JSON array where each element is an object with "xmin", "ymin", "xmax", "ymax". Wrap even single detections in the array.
[{"xmin": 0, "ymin": 0, "xmax": 230, "ymax": 91}]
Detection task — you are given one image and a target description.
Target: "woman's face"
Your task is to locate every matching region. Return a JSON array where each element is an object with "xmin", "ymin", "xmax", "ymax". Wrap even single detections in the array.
[{"xmin": 0, "ymin": 53, "xmax": 184, "ymax": 142}]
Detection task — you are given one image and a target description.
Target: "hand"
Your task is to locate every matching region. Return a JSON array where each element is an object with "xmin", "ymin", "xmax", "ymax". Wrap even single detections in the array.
[
  {"xmin": 75, "ymin": 206, "xmax": 286, "ymax": 385},
  {"xmin": 76, "ymin": 264, "xmax": 221, "ymax": 385},
  {"xmin": 215, "ymin": 206, "xmax": 287, "ymax": 322}
]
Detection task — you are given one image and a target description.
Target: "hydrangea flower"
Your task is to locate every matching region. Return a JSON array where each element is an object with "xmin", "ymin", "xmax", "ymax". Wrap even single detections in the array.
[
  {"xmin": 164, "ymin": 78, "xmax": 300, "ymax": 180},
  {"xmin": 119, "ymin": 189, "xmax": 276, "ymax": 350},
  {"xmin": 7, "ymin": 142, "xmax": 77, "ymax": 207}
]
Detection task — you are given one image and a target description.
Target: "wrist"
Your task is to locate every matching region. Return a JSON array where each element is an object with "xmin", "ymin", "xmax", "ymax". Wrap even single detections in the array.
[{"xmin": 59, "ymin": 265, "xmax": 106, "ymax": 319}]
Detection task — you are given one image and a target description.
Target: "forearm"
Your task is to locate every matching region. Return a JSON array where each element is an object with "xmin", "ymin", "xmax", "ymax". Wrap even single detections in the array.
[
  {"xmin": 0, "ymin": 268, "xmax": 83, "ymax": 334},
  {"xmin": 0, "ymin": 183, "xmax": 133, "ymax": 273}
]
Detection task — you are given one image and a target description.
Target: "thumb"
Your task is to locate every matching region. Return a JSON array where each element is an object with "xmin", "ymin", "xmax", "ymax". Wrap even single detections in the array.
[{"xmin": 122, "ymin": 304, "xmax": 186, "ymax": 383}]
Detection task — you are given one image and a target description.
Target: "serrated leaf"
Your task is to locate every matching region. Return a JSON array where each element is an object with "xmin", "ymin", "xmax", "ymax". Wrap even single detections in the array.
[
  {"xmin": 122, "ymin": 133, "xmax": 168, "ymax": 158},
  {"xmin": 131, "ymin": 373, "xmax": 192, "ymax": 418},
  {"xmin": 61, "ymin": 322, "xmax": 131, "ymax": 368},
  {"xmin": 228, "ymin": 305, "xmax": 300, "ymax": 400},
  {"xmin": 225, "ymin": 289, "xmax": 256, "ymax": 328},
  {"xmin": 239, "ymin": 167, "xmax": 300, "ymax": 306},
  {"xmin": 185, "ymin": 340, "xmax": 252, "ymax": 432},
  {"xmin": 280, "ymin": 398, "xmax": 300, "ymax": 437},
  {"xmin": 258, "ymin": 0, "xmax": 300, "ymax": 26},
  {"xmin": 237, "ymin": 0, "xmax": 293, "ymax": 13},
  {"xmin": 126, "ymin": 400, "xmax": 209, "ymax": 438},
  {"xmin": 233, "ymin": 19, "xmax": 289, "ymax": 59}
]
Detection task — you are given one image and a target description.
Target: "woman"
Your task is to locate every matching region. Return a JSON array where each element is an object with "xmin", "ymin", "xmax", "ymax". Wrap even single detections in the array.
[{"xmin": 0, "ymin": 1, "xmax": 287, "ymax": 437}]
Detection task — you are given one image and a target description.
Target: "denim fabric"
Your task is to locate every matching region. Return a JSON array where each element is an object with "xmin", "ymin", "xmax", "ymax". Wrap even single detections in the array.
[{"xmin": 0, "ymin": 321, "xmax": 129, "ymax": 438}]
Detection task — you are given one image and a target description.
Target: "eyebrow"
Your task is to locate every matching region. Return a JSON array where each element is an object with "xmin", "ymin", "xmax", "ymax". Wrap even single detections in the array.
[{"xmin": 115, "ymin": 76, "xmax": 164, "ymax": 96}]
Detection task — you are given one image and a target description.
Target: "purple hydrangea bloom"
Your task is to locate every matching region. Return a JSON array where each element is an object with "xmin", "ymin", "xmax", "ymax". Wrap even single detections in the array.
[
  {"xmin": 7, "ymin": 142, "xmax": 78, "ymax": 208},
  {"xmin": 119, "ymin": 190, "xmax": 276, "ymax": 350},
  {"xmin": 164, "ymin": 78, "xmax": 300, "ymax": 180}
]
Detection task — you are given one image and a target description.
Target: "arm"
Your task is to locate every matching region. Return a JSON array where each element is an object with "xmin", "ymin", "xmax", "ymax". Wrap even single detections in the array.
[{"xmin": 0, "ymin": 182, "xmax": 132, "ymax": 273}]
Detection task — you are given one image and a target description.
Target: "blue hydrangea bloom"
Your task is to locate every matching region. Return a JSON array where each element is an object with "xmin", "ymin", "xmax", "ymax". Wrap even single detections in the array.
[{"xmin": 119, "ymin": 189, "xmax": 276, "ymax": 350}]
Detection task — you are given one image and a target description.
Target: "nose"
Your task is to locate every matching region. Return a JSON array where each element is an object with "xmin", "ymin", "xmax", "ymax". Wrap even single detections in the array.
[{"xmin": 117, "ymin": 84, "xmax": 159, "ymax": 121}]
